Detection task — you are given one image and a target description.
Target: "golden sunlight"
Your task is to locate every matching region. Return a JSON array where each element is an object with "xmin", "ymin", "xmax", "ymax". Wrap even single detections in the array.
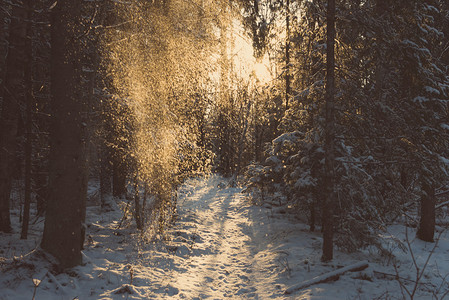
[
  {"xmin": 252, "ymin": 58, "xmax": 272, "ymax": 85},
  {"xmin": 232, "ymin": 23, "xmax": 272, "ymax": 85}
]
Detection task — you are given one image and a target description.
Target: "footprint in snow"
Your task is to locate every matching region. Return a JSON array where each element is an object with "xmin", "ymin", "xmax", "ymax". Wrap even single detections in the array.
[
  {"xmin": 238, "ymin": 274, "xmax": 250, "ymax": 281},
  {"xmin": 236, "ymin": 287, "xmax": 257, "ymax": 295},
  {"xmin": 165, "ymin": 285, "xmax": 179, "ymax": 296}
]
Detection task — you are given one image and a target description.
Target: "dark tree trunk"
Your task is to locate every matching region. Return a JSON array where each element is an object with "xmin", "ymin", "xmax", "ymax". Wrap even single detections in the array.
[
  {"xmin": 400, "ymin": 166, "xmax": 407, "ymax": 189},
  {"xmin": 309, "ymin": 201, "xmax": 316, "ymax": 232},
  {"xmin": 0, "ymin": 3, "xmax": 10, "ymax": 95},
  {"xmin": 285, "ymin": 0, "xmax": 291, "ymax": 111},
  {"xmin": 21, "ymin": 0, "xmax": 34, "ymax": 239},
  {"xmin": 142, "ymin": 185, "xmax": 148, "ymax": 224},
  {"xmin": 99, "ymin": 99, "xmax": 114, "ymax": 205},
  {"xmin": 35, "ymin": 171, "xmax": 47, "ymax": 217},
  {"xmin": 417, "ymin": 177, "xmax": 435, "ymax": 242},
  {"xmin": 322, "ymin": 0, "xmax": 336, "ymax": 262},
  {"xmin": 99, "ymin": 141, "xmax": 112, "ymax": 208},
  {"xmin": 254, "ymin": 124, "xmax": 263, "ymax": 162},
  {"xmin": 41, "ymin": 0, "xmax": 87, "ymax": 269},
  {"xmin": 374, "ymin": 0, "xmax": 387, "ymax": 98},
  {"xmin": 0, "ymin": 3, "xmax": 28, "ymax": 233},
  {"xmin": 113, "ymin": 159, "xmax": 127, "ymax": 197},
  {"xmin": 133, "ymin": 178, "xmax": 143, "ymax": 230}
]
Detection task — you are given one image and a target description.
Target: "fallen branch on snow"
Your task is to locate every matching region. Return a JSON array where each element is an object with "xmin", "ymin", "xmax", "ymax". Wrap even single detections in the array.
[{"xmin": 284, "ymin": 261, "xmax": 369, "ymax": 295}]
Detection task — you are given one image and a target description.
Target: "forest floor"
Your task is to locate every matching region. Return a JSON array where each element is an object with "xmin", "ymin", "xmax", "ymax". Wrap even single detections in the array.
[{"xmin": 1, "ymin": 175, "xmax": 449, "ymax": 299}]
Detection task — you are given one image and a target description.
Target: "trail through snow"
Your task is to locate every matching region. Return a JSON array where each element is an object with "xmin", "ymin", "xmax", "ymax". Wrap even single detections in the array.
[
  {"xmin": 143, "ymin": 175, "xmax": 284, "ymax": 299},
  {"xmin": 0, "ymin": 175, "xmax": 289, "ymax": 300},
  {"xmin": 2, "ymin": 175, "xmax": 449, "ymax": 299}
]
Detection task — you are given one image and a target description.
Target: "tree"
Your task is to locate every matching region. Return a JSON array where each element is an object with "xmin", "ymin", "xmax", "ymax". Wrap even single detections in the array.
[
  {"xmin": 285, "ymin": 0, "xmax": 291, "ymax": 111},
  {"xmin": 41, "ymin": 0, "xmax": 88, "ymax": 269},
  {"xmin": 0, "ymin": 3, "xmax": 10, "ymax": 93},
  {"xmin": 0, "ymin": 1, "xmax": 29, "ymax": 233},
  {"xmin": 321, "ymin": 0, "xmax": 336, "ymax": 262},
  {"xmin": 405, "ymin": 0, "xmax": 449, "ymax": 242},
  {"xmin": 20, "ymin": 0, "xmax": 34, "ymax": 239}
]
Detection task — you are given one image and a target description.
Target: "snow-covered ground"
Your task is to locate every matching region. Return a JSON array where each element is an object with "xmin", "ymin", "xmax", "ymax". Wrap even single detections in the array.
[{"xmin": 1, "ymin": 175, "xmax": 449, "ymax": 299}]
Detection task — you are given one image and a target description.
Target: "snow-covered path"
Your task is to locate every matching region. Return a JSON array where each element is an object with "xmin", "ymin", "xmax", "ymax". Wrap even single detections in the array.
[
  {"xmin": 3, "ymin": 175, "xmax": 447, "ymax": 299},
  {"xmin": 121, "ymin": 176, "xmax": 449, "ymax": 300},
  {"xmin": 1, "ymin": 175, "xmax": 291, "ymax": 300},
  {"xmin": 146, "ymin": 175, "xmax": 283, "ymax": 299}
]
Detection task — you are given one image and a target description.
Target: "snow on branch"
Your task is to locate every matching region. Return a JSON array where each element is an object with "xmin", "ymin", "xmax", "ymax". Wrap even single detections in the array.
[
  {"xmin": 436, "ymin": 200, "xmax": 449, "ymax": 210},
  {"xmin": 284, "ymin": 261, "xmax": 369, "ymax": 295}
]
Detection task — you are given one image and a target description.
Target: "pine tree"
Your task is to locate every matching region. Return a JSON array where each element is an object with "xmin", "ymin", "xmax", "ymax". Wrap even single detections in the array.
[
  {"xmin": 322, "ymin": 0, "xmax": 336, "ymax": 262},
  {"xmin": 20, "ymin": 0, "xmax": 34, "ymax": 240},
  {"xmin": 41, "ymin": 0, "xmax": 88, "ymax": 269},
  {"xmin": 0, "ymin": 1, "xmax": 29, "ymax": 233}
]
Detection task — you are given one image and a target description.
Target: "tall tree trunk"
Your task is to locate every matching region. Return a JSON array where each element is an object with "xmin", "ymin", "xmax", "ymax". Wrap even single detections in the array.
[
  {"xmin": 0, "ymin": 3, "xmax": 10, "ymax": 96},
  {"xmin": 374, "ymin": 0, "xmax": 387, "ymax": 102},
  {"xmin": 254, "ymin": 123, "xmax": 263, "ymax": 162},
  {"xmin": 142, "ymin": 185, "xmax": 148, "ymax": 224},
  {"xmin": 417, "ymin": 175, "xmax": 435, "ymax": 242},
  {"xmin": 35, "ymin": 171, "xmax": 47, "ymax": 217},
  {"xmin": 0, "ymin": 2, "xmax": 28, "ymax": 233},
  {"xmin": 322, "ymin": 0, "xmax": 336, "ymax": 262},
  {"xmin": 309, "ymin": 200, "xmax": 316, "ymax": 232},
  {"xmin": 41, "ymin": 0, "xmax": 87, "ymax": 269},
  {"xmin": 133, "ymin": 177, "xmax": 143, "ymax": 230},
  {"xmin": 99, "ymin": 142, "xmax": 112, "ymax": 208},
  {"xmin": 285, "ymin": 0, "xmax": 291, "ymax": 111},
  {"xmin": 112, "ymin": 159, "xmax": 127, "ymax": 197},
  {"xmin": 21, "ymin": 0, "xmax": 33, "ymax": 239}
]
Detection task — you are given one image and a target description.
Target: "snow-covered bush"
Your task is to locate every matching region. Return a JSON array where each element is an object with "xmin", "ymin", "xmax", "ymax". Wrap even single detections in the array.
[{"xmin": 244, "ymin": 129, "xmax": 409, "ymax": 253}]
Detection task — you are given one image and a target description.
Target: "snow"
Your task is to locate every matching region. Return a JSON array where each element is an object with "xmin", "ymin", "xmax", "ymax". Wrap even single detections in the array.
[
  {"xmin": 1, "ymin": 175, "xmax": 449, "ymax": 299},
  {"xmin": 425, "ymin": 86, "xmax": 440, "ymax": 95},
  {"xmin": 402, "ymin": 39, "xmax": 431, "ymax": 56},
  {"xmin": 413, "ymin": 95, "xmax": 429, "ymax": 103},
  {"xmin": 440, "ymin": 155, "xmax": 449, "ymax": 167},
  {"xmin": 285, "ymin": 261, "xmax": 369, "ymax": 294},
  {"xmin": 272, "ymin": 131, "xmax": 303, "ymax": 145}
]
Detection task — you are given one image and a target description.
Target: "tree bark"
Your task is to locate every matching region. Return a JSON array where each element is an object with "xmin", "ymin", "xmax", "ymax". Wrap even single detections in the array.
[
  {"xmin": 0, "ymin": 2, "xmax": 28, "ymax": 233},
  {"xmin": 0, "ymin": 3, "xmax": 10, "ymax": 96},
  {"xmin": 21, "ymin": 0, "xmax": 34, "ymax": 240},
  {"xmin": 35, "ymin": 171, "xmax": 47, "ymax": 217},
  {"xmin": 374, "ymin": 0, "xmax": 387, "ymax": 98},
  {"xmin": 41, "ymin": 0, "xmax": 87, "ymax": 269},
  {"xmin": 113, "ymin": 159, "xmax": 127, "ymax": 197},
  {"xmin": 285, "ymin": 0, "xmax": 291, "ymax": 111},
  {"xmin": 100, "ymin": 110, "xmax": 113, "ymax": 205},
  {"xmin": 133, "ymin": 177, "xmax": 143, "ymax": 230},
  {"xmin": 417, "ymin": 176, "xmax": 435, "ymax": 242},
  {"xmin": 254, "ymin": 123, "xmax": 263, "ymax": 162},
  {"xmin": 309, "ymin": 201, "xmax": 316, "ymax": 232},
  {"xmin": 99, "ymin": 142, "xmax": 112, "ymax": 208},
  {"xmin": 322, "ymin": 0, "xmax": 336, "ymax": 262}
]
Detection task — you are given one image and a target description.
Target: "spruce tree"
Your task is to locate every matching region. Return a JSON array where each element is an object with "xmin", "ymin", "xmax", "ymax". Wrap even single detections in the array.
[{"xmin": 41, "ymin": 0, "xmax": 88, "ymax": 269}]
